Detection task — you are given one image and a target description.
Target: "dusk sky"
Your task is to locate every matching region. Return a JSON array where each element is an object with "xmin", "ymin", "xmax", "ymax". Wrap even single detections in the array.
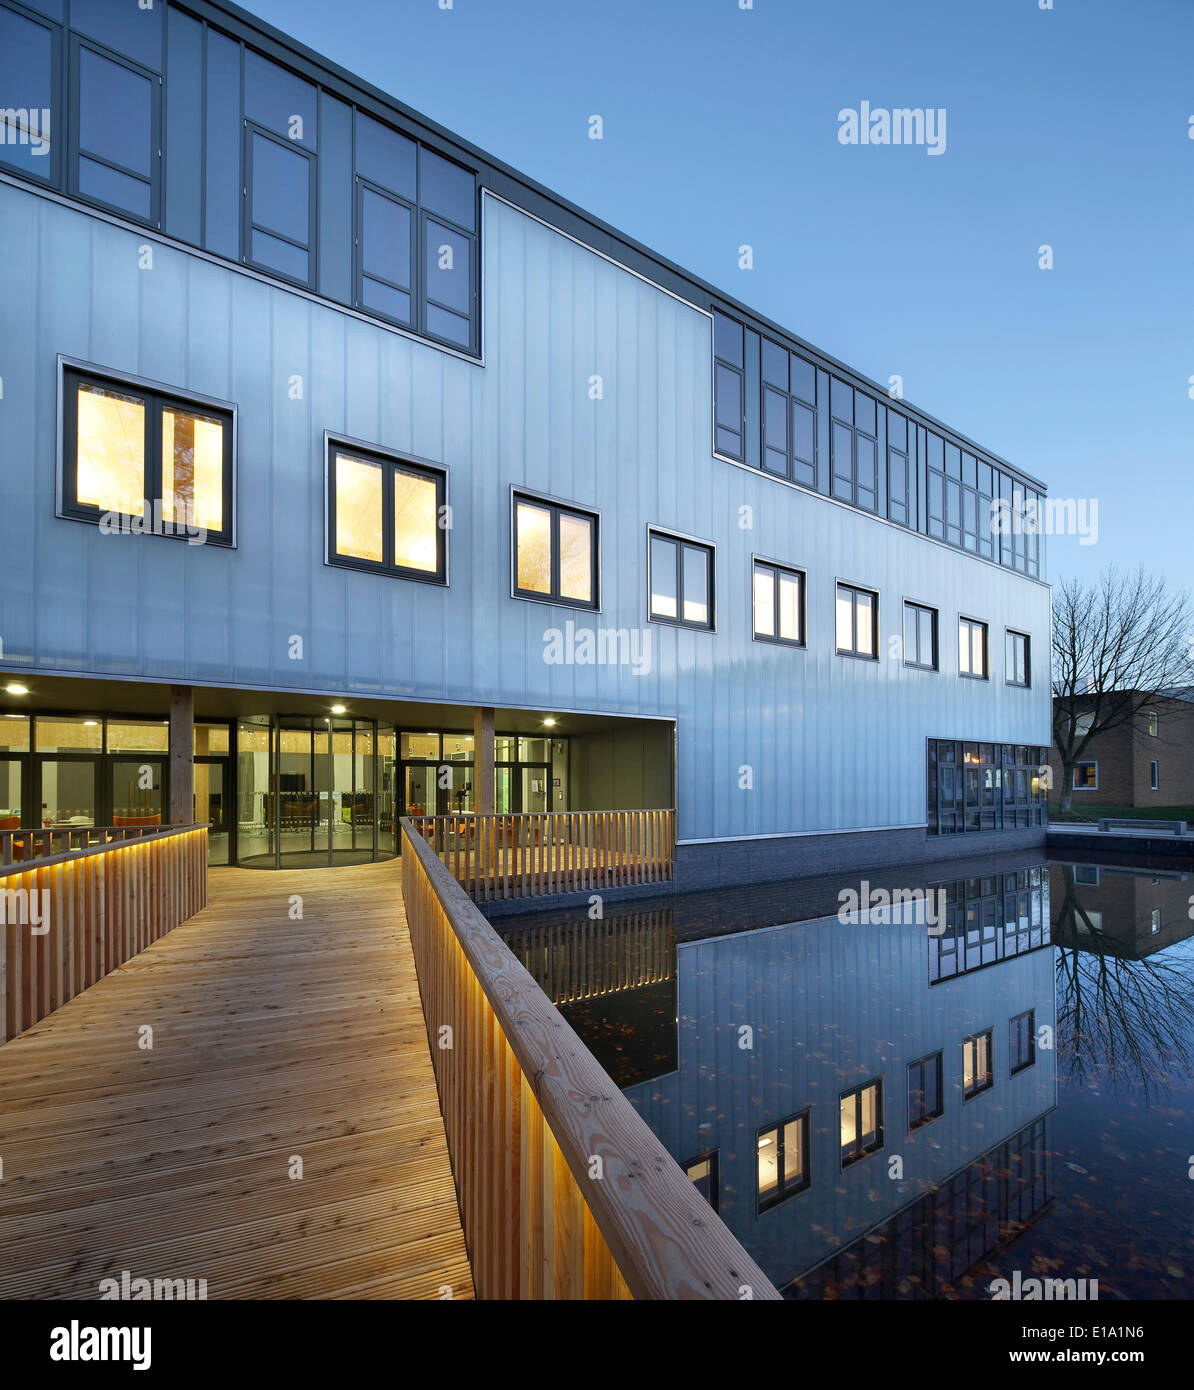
[{"xmin": 244, "ymin": 0, "xmax": 1194, "ymax": 596}]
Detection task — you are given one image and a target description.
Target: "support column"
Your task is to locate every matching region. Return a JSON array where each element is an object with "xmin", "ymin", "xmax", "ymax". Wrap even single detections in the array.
[
  {"xmin": 473, "ymin": 706, "xmax": 495, "ymax": 815},
  {"xmin": 168, "ymin": 685, "xmax": 194, "ymax": 826}
]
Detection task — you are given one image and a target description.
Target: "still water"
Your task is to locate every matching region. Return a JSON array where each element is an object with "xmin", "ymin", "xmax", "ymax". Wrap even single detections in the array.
[{"xmin": 493, "ymin": 851, "xmax": 1194, "ymax": 1298}]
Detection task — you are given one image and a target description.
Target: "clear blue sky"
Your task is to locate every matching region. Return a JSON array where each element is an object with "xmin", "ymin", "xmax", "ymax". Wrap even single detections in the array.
[{"xmin": 243, "ymin": 0, "xmax": 1194, "ymax": 594}]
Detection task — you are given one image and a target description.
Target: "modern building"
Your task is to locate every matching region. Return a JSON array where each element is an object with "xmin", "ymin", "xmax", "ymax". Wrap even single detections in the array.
[
  {"xmin": 1048, "ymin": 691, "xmax": 1194, "ymax": 811},
  {"xmin": 0, "ymin": 0, "xmax": 1051, "ymax": 882}
]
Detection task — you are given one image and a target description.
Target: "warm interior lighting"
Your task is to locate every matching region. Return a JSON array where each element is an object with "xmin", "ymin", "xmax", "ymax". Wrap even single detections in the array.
[
  {"xmin": 75, "ymin": 383, "xmax": 145, "ymax": 514},
  {"xmin": 516, "ymin": 502, "xmax": 551, "ymax": 593},
  {"xmin": 335, "ymin": 453, "xmax": 383, "ymax": 563},
  {"xmin": 331, "ymin": 705, "xmax": 347, "ymax": 714},
  {"xmin": 5, "ymin": 684, "xmax": 29, "ymax": 696},
  {"xmin": 558, "ymin": 513, "xmax": 592, "ymax": 602},
  {"xmin": 543, "ymin": 718, "xmax": 556, "ymax": 727},
  {"xmin": 394, "ymin": 468, "xmax": 438, "ymax": 571},
  {"xmin": 84, "ymin": 720, "xmax": 99, "ymax": 727},
  {"xmin": 162, "ymin": 407, "xmax": 224, "ymax": 531}
]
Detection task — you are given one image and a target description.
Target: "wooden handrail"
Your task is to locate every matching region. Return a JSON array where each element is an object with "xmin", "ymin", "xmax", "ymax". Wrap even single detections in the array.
[
  {"xmin": 400, "ymin": 818, "xmax": 780, "ymax": 1300},
  {"xmin": 407, "ymin": 809, "xmax": 675, "ymax": 901},
  {"xmin": 1, "ymin": 825, "xmax": 207, "ymax": 1043},
  {"xmin": 0, "ymin": 823, "xmax": 196, "ymax": 874}
]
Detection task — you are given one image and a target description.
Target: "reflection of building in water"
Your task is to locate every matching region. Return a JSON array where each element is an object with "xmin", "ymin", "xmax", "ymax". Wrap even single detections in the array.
[
  {"xmin": 1051, "ymin": 862, "xmax": 1194, "ymax": 960},
  {"xmin": 791, "ymin": 1117, "xmax": 1051, "ymax": 1297},
  {"xmin": 612, "ymin": 864, "xmax": 1056, "ymax": 1292},
  {"xmin": 930, "ymin": 866, "xmax": 1050, "ymax": 983},
  {"xmin": 502, "ymin": 910, "xmax": 678, "ymax": 1088}
]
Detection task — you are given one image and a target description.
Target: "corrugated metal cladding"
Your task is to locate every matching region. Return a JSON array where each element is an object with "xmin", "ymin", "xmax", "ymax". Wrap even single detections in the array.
[{"xmin": 0, "ymin": 180, "xmax": 1051, "ymax": 841}]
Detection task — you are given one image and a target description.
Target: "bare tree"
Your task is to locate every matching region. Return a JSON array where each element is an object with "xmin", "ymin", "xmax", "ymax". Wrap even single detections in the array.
[{"xmin": 1051, "ymin": 567, "xmax": 1194, "ymax": 812}]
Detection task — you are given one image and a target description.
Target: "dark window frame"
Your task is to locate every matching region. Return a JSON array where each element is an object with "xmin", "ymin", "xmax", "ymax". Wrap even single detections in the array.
[
  {"xmin": 353, "ymin": 174, "xmax": 416, "ymax": 330},
  {"xmin": 682, "ymin": 1149, "xmax": 719, "ymax": 1214},
  {"xmin": 59, "ymin": 361, "xmax": 236, "ymax": 548},
  {"xmin": 511, "ymin": 491, "xmax": 600, "ymax": 611},
  {"xmin": 242, "ymin": 119, "xmax": 318, "ymax": 290},
  {"xmin": 711, "ymin": 311, "xmax": 745, "ymax": 462},
  {"xmin": 1150, "ymin": 759, "xmax": 1159, "ymax": 791},
  {"xmin": 1073, "ymin": 761, "xmax": 1098, "ymax": 791},
  {"xmin": 962, "ymin": 1029, "xmax": 994, "ymax": 1099},
  {"xmin": 752, "ymin": 558, "xmax": 806, "ymax": 648},
  {"xmin": 1005, "ymin": 629, "xmax": 1031, "ymax": 688},
  {"xmin": 648, "ymin": 528, "xmax": 715, "ymax": 632},
  {"xmin": 903, "ymin": 600, "xmax": 939, "ymax": 672},
  {"xmin": 326, "ymin": 436, "xmax": 447, "ymax": 584},
  {"xmin": 907, "ymin": 1051, "xmax": 944, "ymax": 1132},
  {"xmin": 1009, "ymin": 1010, "xmax": 1035, "ymax": 1076},
  {"xmin": 840, "ymin": 1078, "xmax": 884, "ymax": 1168},
  {"xmin": 0, "ymin": 0, "xmax": 62, "ymax": 189},
  {"xmin": 958, "ymin": 615, "xmax": 989, "ymax": 680},
  {"xmin": 68, "ymin": 32, "xmax": 162, "ymax": 229},
  {"xmin": 756, "ymin": 1109, "xmax": 810, "ymax": 1213},
  {"xmin": 836, "ymin": 581, "xmax": 879, "ymax": 661}
]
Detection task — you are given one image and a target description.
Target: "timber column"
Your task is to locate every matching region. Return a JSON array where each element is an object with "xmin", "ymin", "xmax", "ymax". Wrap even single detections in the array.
[{"xmin": 168, "ymin": 686, "xmax": 194, "ymax": 825}]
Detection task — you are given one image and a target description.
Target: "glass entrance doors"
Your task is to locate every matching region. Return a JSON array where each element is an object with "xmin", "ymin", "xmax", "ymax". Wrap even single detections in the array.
[{"xmin": 238, "ymin": 715, "xmax": 396, "ymax": 868}]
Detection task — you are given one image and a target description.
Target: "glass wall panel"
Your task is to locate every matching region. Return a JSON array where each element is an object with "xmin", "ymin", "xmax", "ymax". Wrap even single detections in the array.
[
  {"xmin": 162, "ymin": 407, "xmax": 225, "ymax": 532},
  {"xmin": 106, "ymin": 720, "xmax": 169, "ymax": 753},
  {"xmin": 0, "ymin": 716, "xmax": 31, "ymax": 752},
  {"xmin": 39, "ymin": 760, "xmax": 97, "ymax": 826},
  {"xmin": 35, "ymin": 717, "xmax": 103, "ymax": 752},
  {"xmin": 75, "ymin": 384, "xmax": 145, "ymax": 514}
]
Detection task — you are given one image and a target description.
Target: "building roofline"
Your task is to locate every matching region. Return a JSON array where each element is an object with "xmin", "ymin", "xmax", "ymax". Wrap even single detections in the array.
[{"xmin": 193, "ymin": 0, "xmax": 1047, "ymax": 494}]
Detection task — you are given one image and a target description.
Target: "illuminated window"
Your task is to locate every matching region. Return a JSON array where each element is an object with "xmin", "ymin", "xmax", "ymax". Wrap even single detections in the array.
[
  {"xmin": 683, "ymin": 1151, "xmax": 719, "ymax": 1213},
  {"xmin": 649, "ymin": 530, "xmax": 714, "ymax": 630},
  {"xmin": 1146, "ymin": 711, "xmax": 1158, "ymax": 737},
  {"xmin": 753, "ymin": 560, "xmax": 804, "ymax": 646},
  {"xmin": 61, "ymin": 367, "xmax": 234, "ymax": 545},
  {"xmin": 512, "ymin": 494, "xmax": 598, "ymax": 609},
  {"xmin": 840, "ymin": 1080, "xmax": 883, "ymax": 1166},
  {"xmin": 328, "ymin": 443, "xmax": 445, "ymax": 582},
  {"xmin": 1073, "ymin": 762, "xmax": 1097, "ymax": 790},
  {"xmin": 836, "ymin": 582, "xmax": 878, "ymax": 658},
  {"xmin": 757, "ymin": 1111, "xmax": 809, "ymax": 1211},
  {"xmin": 962, "ymin": 1030, "xmax": 993, "ymax": 1098},
  {"xmin": 958, "ymin": 617, "xmax": 988, "ymax": 678}
]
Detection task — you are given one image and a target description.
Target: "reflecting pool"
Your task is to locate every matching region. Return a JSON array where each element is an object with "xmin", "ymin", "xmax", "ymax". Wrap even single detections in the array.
[{"xmin": 494, "ymin": 851, "xmax": 1194, "ymax": 1298}]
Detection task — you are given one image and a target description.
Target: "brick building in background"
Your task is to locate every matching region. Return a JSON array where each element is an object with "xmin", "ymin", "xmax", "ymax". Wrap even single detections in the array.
[{"xmin": 1048, "ymin": 689, "xmax": 1194, "ymax": 807}]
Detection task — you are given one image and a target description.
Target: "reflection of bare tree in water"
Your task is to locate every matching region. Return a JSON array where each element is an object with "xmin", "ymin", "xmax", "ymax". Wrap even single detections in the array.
[{"xmin": 1054, "ymin": 866, "xmax": 1194, "ymax": 1101}]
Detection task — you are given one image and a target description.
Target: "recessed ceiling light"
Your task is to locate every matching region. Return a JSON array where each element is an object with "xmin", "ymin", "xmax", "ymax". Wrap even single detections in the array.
[
  {"xmin": 84, "ymin": 720, "xmax": 99, "ymax": 727},
  {"xmin": 331, "ymin": 704, "xmax": 347, "ymax": 714},
  {"xmin": 543, "ymin": 717, "xmax": 556, "ymax": 727},
  {"xmin": 5, "ymin": 683, "xmax": 29, "ymax": 696}
]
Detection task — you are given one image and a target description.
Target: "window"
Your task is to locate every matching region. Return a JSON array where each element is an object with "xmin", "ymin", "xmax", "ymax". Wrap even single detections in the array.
[
  {"xmin": 1005, "ymin": 630, "xmax": 1030, "ymax": 687},
  {"xmin": 927, "ymin": 741, "xmax": 1049, "ymax": 836},
  {"xmin": 512, "ymin": 495, "xmax": 598, "ymax": 609},
  {"xmin": 1073, "ymin": 762, "xmax": 1097, "ymax": 790},
  {"xmin": 1146, "ymin": 711, "xmax": 1158, "ymax": 737},
  {"xmin": 712, "ymin": 312, "xmax": 745, "ymax": 460},
  {"xmin": 61, "ymin": 366, "xmax": 234, "ymax": 546},
  {"xmin": 327, "ymin": 442, "xmax": 445, "ymax": 582},
  {"xmin": 1150, "ymin": 760, "xmax": 1159, "ymax": 791},
  {"xmin": 962, "ymin": 1030, "xmax": 993, "ymax": 1098},
  {"xmin": 757, "ymin": 1111, "xmax": 809, "ymax": 1211},
  {"xmin": 903, "ymin": 602, "xmax": 938, "ymax": 670},
  {"xmin": 649, "ymin": 531, "xmax": 714, "ymax": 630},
  {"xmin": 840, "ymin": 1080, "xmax": 883, "ymax": 1166},
  {"xmin": 958, "ymin": 617, "xmax": 988, "ymax": 679},
  {"xmin": 72, "ymin": 38, "xmax": 160, "ymax": 224},
  {"xmin": 752, "ymin": 561, "xmax": 804, "ymax": 646},
  {"xmin": 245, "ymin": 126, "xmax": 314, "ymax": 286},
  {"xmin": 907, "ymin": 1052, "xmax": 944, "ymax": 1131},
  {"xmin": 760, "ymin": 338, "xmax": 818, "ymax": 487},
  {"xmin": 1151, "ymin": 908, "xmax": 1161, "ymax": 934},
  {"xmin": 887, "ymin": 411, "xmax": 910, "ymax": 526},
  {"xmin": 828, "ymin": 381, "xmax": 878, "ymax": 513},
  {"xmin": 1009, "ymin": 1011, "xmax": 1035, "ymax": 1075},
  {"xmin": 836, "ymin": 583, "xmax": 878, "ymax": 659},
  {"xmin": 0, "ymin": 4, "xmax": 57, "ymax": 182},
  {"xmin": 683, "ymin": 1151, "xmax": 719, "ymax": 1214}
]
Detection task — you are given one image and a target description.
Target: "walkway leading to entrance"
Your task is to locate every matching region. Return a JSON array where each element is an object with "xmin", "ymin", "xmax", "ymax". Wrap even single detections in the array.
[{"xmin": 0, "ymin": 861, "xmax": 473, "ymax": 1299}]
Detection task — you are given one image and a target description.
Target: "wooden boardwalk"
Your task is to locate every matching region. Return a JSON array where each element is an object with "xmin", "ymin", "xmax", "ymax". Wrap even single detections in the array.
[{"xmin": 0, "ymin": 860, "xmax": 473, "ymax": 1300}]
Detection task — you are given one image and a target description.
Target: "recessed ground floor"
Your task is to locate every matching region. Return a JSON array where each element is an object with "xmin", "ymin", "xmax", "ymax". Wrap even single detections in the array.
[{"xmin": 0, "ymin": 674, "xmax": 675, "ymax": 869}]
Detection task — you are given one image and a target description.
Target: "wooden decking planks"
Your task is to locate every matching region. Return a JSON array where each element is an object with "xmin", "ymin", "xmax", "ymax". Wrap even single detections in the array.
[{"xmin": 0, "ymin": 860, "xmax": 473, "ymax": 1300}]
